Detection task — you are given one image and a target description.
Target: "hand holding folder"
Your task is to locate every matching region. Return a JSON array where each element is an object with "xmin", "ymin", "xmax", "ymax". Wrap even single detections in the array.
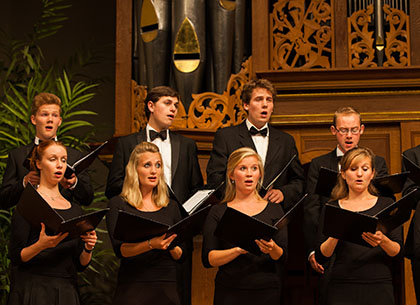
[
  {"xmin": 323, "ymin": 189, "xmax": 419, "ymax": 246},
  {"xmin": 113, "ymin": 204, "xmax": 212, "ymax": 245},
  {"xmin": 17, "ymin": 183, "xmax": 108, "ymax": 239},
  {"xmin": 214, "ymin": 194, "xmax": 307, "ymax": 255}
]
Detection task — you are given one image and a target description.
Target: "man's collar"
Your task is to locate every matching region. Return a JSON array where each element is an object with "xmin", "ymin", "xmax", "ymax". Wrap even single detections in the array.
[
  {"xmin": 245, "ymin": 119, "xmax": 268, "ymax": 131},
  {"xmin": 34, "ymin": 136, "xmax": 58, "ymax": 145},
  {"xmin": 335, "ymin": 146, "xmax": 344, "ymax": 157}
]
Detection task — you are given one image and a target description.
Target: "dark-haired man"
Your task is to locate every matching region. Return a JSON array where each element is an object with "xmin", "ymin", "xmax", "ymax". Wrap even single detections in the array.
[
  {"xmin": 105, "ymin": 86, "xmax": 203, "ymax": 305},
  {"xmin": 0, "ymin": 92, "xmax": 94, "ymax": 209},
  {"xmin": 206, "ymin": 79, "xmax": 305, "ymax": 209},
  {"xmin": 105, "ymin": 86, "xmax": 203, "ymax": 202}
]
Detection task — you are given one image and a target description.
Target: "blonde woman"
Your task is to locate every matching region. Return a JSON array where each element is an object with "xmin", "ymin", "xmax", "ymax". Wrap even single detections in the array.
[
  {"xmin": 315, "ymin": 147, "xmax": 402, "ymax": 305},
  {"xmin": 106, "ymin": 142, "xmax": 184, "ymax": 305},
  {"xmin": 8, "ymin": 140, "xmax": 97, "ymax": 305},
  {"xmin": 202, "ymin": 147, "xmax": 287, "ymax": 305}
]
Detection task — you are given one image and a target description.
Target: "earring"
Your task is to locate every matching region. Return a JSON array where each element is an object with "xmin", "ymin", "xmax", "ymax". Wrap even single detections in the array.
[{"xmin": 230, "ymin": 179, "xmax": 235, "ymax": 184}]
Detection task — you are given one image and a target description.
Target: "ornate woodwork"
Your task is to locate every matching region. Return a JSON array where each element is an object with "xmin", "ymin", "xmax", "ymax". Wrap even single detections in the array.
[
  {"xmin": 131, "ymin": 58, "xmax": 252, "ymax": 130},
  {"xmin": 383, "ymin": 4, "xmax": 410, "ymax": 67},
  {"xmin": 270, "ymin": 0, "xmax": 333, "ymax": 70},
  {"xmin": 348, "ymin": 4, "xmax": 376, "ymax": 67},
  {"xmin": 348, "ymin": 3, "xmax": 410, "ymax": 68}
]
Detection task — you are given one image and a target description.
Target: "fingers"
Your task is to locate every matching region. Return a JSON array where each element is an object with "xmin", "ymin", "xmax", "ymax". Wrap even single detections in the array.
[
  {"xmin": 152, "ymin": 233, "xmax": 177, "ymax": 250},
  {"xmin": 81, "ymin": 231, "xmax": 97, "ymax": 250},
  {"xmin": 255, "ymin": 239, "xmax": 273, "ymax": 253},
  {"xmin": 40, "ymin": 223, "xmax": 46, "ymax": 234},
  {"xmin": 264, "ymin": 189, "xmax": 284, "ymax": 204}
]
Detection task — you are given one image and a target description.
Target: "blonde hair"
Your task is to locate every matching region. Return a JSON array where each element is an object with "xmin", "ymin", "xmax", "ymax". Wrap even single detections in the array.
[
  {"xmin": 223, "ymin": 147, "xmax": 264, "ymax": 203},
  {"xmin": 121, "ymin": 142, "xmax": 169, "ymax": 209},
  {"xmin": 330, "ymin": 146, "xmax": 378, "ymax": 201},
  {"xmin": 333, "ymin": 106, "xmax": 361, "ymax": 126}
]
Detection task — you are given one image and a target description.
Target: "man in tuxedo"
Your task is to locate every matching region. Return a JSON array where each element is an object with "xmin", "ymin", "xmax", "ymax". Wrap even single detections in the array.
[
  {"xmin": 105, "ymin": 85, "xmax": 203, "ymax": 202},
  {"xmin": 402, "ymin": 145, "xmax": 420, "ymax": 300},
  {"xmin": 105, "ymin": 86, "xmax": 203, "ymax": 305},
  {"xmin": 303, "ymin": 106, "xmax": 390, "ymax": 303},
  {"xmin": 0, "ymin": 92, "xmax": 94, "ymax": 209},
  {"xmin": 206, "ymin": 78, "xmax": 305, "ymax": 210}
]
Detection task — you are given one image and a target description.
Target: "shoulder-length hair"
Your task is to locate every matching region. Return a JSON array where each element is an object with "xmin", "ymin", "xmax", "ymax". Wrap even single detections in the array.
[
  {"xmin": 330, "ymin": 146, "xmax": 378, "ymax": 201},
  {"xmin": 223, "ymin": 147, "xmax": 264, "ymax": 203},
  {"xmin": 120, "ymin": 142, "xmax": 169, "ymax": 209}
]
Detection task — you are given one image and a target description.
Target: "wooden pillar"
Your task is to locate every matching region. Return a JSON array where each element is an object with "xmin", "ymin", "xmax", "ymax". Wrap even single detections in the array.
[
  {"xmin": 252, "ymin": 0, "xmax": 270, "ymax": 76},
  {"xmin": 334, "ymin": 0, "xmax": 349, "ymax": 68},
  {"xmin": 410, "ymin": 2, "xmax": 420, "ymax": 65},
  {"xmin": 115, "ymin": 0, "xmax": 132, "ymax": 137}
]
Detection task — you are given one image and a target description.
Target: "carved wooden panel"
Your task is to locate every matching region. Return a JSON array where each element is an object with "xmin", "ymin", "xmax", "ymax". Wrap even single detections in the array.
[
  {"xmin": 348, "ymin": 3, "xmax": 410, "ymax": 68},
  {"xmin": 270, "ymin": 0, "xmax": 333, "ymax": 70},
  {"xmin": 383, "ymin": 4, "xmax": 410, "ymax": 67}
]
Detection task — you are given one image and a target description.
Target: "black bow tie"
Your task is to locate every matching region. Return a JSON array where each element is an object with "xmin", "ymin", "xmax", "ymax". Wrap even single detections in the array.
[
  {"xmin": 149, "ymin": 129, "xmax": 167, "ymax": 141},
  {"xmin": 249, "ymin": 126, "xmax": 268, "ymax": 137}
]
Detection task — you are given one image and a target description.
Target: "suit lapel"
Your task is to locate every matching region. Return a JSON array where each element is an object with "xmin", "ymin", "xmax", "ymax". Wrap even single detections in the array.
[
  {"xmin": 265, "ymin": 125, "xmax": 281, "ymax": 171},
  {"xmin": 238, "ymin": 122, "xmax": 256, "ymax": 151},
  {"xmin": 136, "ymin": 129, "xmax": 147, "ymax": 146},
  {"xmin": 327, "ymin": 149, "xmax": 340, "ymax": 171},
  {"xmin": 170, "ymin": 131, "xmax": 180, "ymax": 182}
]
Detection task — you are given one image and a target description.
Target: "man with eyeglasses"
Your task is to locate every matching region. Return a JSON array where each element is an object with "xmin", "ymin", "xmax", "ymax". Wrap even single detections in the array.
[{"xmin": 303, "ymin": 106, "xmax": 390, "ymax": 304}]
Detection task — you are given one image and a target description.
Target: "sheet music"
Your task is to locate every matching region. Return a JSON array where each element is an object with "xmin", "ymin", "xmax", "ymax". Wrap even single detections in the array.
[{"xmin": 182, "ymin": 189, "xmax": 214, "ymax": 213}]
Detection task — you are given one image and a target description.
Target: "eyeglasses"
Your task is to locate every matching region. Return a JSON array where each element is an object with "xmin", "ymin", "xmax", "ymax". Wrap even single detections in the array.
[{"xmin": 334, "ymin": 126, "xmax": 361, "ymax": 135}]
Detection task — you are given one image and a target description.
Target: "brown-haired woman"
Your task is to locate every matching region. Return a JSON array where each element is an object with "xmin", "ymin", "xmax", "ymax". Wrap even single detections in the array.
[
  {"xmin": 315, "ymin": 147, "xmax": 402, "ymax": 305},
  {"xmin": 106, "ymin": 142, "xmax": 184, "ymax": 305},
  {"xmin": 202, "ymin": 147, "xmax": 287, "ymax": 305},
  {"xmin": 8, "ymin": 140, "xmax": 97, "ymax": 305}
]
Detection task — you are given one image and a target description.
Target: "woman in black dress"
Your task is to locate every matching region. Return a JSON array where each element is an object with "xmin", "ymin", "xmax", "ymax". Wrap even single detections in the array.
[
  {"xmin": 202, "ymin": 147, "xmax": 287, "ymax": 305},
  {"xmin": 8, "ymin": 140, "xmax": 97, "ymax": 305},
  {"xmin": 315, "ymin": 147, "xmax": 402, "ymax": 305},
  {"xmin": 106, "ymin": 142, "xmax": 184, "ymax": 305}
]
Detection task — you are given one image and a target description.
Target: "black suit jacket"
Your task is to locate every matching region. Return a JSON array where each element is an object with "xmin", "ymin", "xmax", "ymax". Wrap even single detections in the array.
[
  {"xmin": 402, "ymin": 145, "xmax": 420, "ymax": 259},
  {"xmin": 0, "ymin": 143, "xmax": 94, "ymax": 209},
  {"xmin": 303, "ymin": 149, "xmax": 390, "ymax": 255},
  {"xmin": 206, "ymin": 121, "xmax": 305, "ymax": 210},
  {"xmin": 105, "ymin": 129, "xmax": 203, "ymax": 204}
]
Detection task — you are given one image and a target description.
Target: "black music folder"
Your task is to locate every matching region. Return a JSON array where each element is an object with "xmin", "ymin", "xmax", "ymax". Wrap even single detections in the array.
[
  {"xmin": 214, "ymin": 207, "xmax": 278, "ymax": 255},
  {"xmin": 376, "ymin": 188, "xmax": 419, "ymax": 233},
  {"xmin": 64, "ymin": 141, "xmax": 108, "ymax": 178},
  {"xmin": 17, "ymin": 183, "xmax": 108, "ymax": 239},
  {"xmin": 274, "ymin": 193, "xmax": 307, "ymax": 230},
  {"xmin": 113, "ymin": 204, "xmax": 211, "ymax": 245},
  {"xmin": 323, "ymin": 204, "xmax": 378, "ymax": 247},
  {"xmin": 259, "ymin": 154, "xmax": 297, "ymax": 197},
  {"xmin": 373, "ymin": 172, "xmax": 408, "ymax": 195},
  {"xmin": 315, "ymin": 167, "xmax": 339, "ymax": 197},
  {"xmin": 316, "ymin": 167, "xmax": 407, "ymax": 197},
  {"xmin": 323, "ymin": 189, "xmax": 418, "ymax": 246},
  {"xmin": 403, "ymin": 154, "xmax": 420, "ymax": 186}
]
